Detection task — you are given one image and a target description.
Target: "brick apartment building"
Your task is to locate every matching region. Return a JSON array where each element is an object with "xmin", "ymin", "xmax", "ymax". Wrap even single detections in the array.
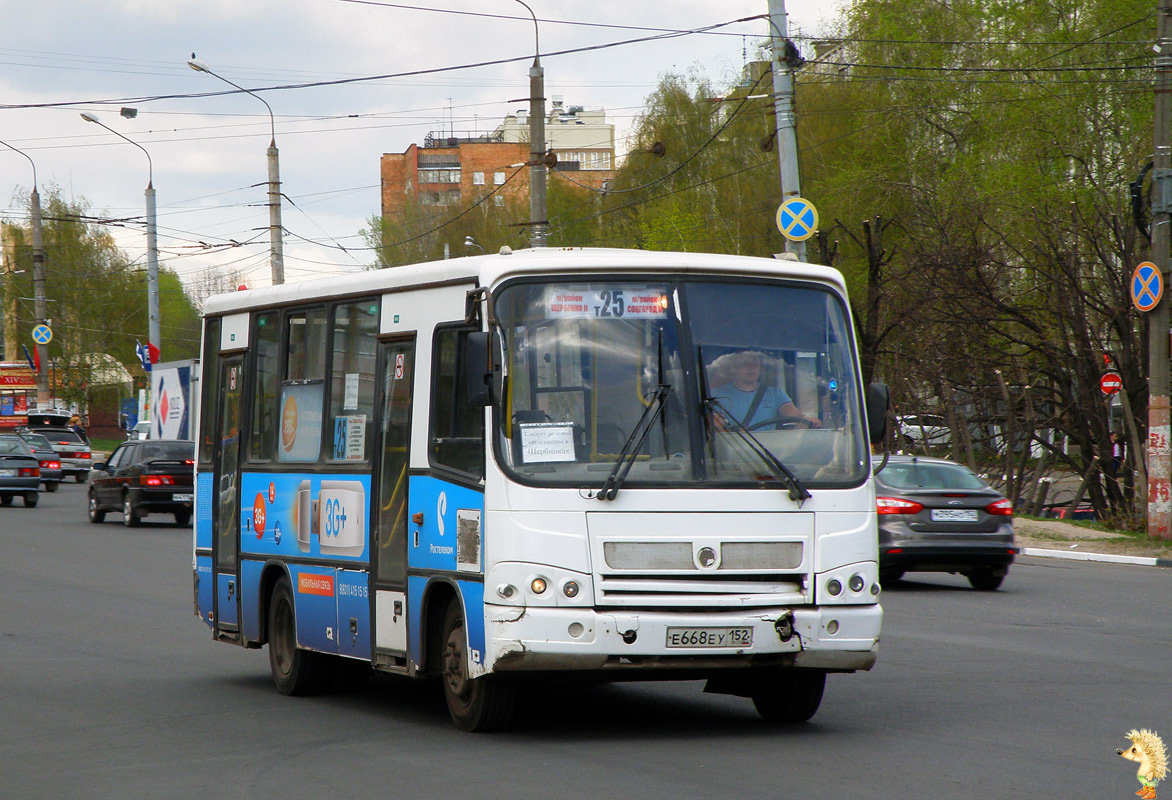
[{"xmin": 380, "ymin": 97, "xmax": 616, "ymax": 219}]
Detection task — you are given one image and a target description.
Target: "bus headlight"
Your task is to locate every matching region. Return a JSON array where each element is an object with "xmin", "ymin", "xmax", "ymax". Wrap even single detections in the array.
[{"xmin": 530, "ymin": 577, "xmax": 548, "ymax": 595}]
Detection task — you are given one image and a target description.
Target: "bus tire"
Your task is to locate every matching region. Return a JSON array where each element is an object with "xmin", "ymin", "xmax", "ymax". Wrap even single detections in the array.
[
  {"xmin": 750, "ymin": 669, "xmax": 826, "ymax": 723},
  {"xmin": 268, "ymin": 577, "xmax": 332, "ymax": 696},
  {"xmin": 441, "ymin": 598, "xmax": 515, "ymax": 732}
]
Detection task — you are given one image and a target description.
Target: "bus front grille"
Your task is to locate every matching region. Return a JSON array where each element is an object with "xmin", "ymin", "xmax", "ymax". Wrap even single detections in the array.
[{"xmin": 596, "ymin": 573, "xmax": 807, "ymax": 607}]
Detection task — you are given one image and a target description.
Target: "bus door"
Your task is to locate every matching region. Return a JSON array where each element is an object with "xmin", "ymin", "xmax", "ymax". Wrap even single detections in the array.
[
  {"xmin": 212, "ymin": 355, "xmax": 244, "ymax": 635},
  {"xmin": 371, "ymin": 338, "xmax": 415, "ymax": 666}
]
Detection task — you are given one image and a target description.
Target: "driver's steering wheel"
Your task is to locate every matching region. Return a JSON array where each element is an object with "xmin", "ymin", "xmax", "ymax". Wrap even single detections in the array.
[{"xmin": 747, "ymin": 415, "xmax": 814, "ymax": 431}]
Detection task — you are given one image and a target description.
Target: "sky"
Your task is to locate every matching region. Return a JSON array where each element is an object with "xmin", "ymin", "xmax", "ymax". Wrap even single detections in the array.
[{"xmin": 0, "ymin": 0, "xmax": 846, "ymax": 293}]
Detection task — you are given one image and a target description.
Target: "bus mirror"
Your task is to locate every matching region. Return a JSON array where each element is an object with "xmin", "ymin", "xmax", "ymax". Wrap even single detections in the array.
[
  {"xmin": 866, "ymin": 382, "xmax": 889, "ymax": 445},
  {"xmin": 464, "ymin": 331, "xmax": 493, "ymax": 407}
]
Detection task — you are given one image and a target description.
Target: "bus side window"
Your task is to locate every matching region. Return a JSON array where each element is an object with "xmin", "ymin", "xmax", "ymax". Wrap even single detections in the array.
[
  {"xmin": 327, "ymin": 300, "xmax": 378, "ymax": 462},
  {"xmin": 430, "ymin": 326, "xmax": 485, "ymax": 479},
  {"xmin": 248, "ymin": 312, "xmax": 280, "ymax": 461}
]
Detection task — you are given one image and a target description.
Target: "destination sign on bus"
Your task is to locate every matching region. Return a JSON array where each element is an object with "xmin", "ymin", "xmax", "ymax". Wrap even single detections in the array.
[{"xmin": 544, "ymin": 286, "xmax": 668, "ymax": 319}]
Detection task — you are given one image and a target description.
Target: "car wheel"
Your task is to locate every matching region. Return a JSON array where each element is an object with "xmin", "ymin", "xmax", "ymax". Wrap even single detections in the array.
[
  {"xmin": 122, "ymin": 493, "xmax": 141, "ymax": 527},
  {"xmin": 75, "ymin": 473, "xmax": 86, "ymax": 483},
  {"xmin": 174, "ymin": 509, "xmax": 192, "ymax": 527},
  {"xmin": 0, "ymin": 495, "xmax": 12, "ymax": 506},
  {"xmin": 44, "ymin": 482, "xmax": 59, "ymax": 493},
  {"xmin": 880, "ymin": 569, "xmax": 904, "ymax": 584},
  {"xmin": 88, "ymin": 491, "xmax": 106, "ymax": 524},
  {"xmin": 441, "ymin": 598, "xmax": 516, "ymax": 732},
  {"xmin": 268, "ymin": 577, "xmax": 332, "ymax": 696},
  {"xmin": 751, "ymin": 669, "xmax": 827, "ymax": 723},
  {"xmin": 967, "ymin": 570, "xmax": 1004, "ymax": 591},
  {"xmin": 23, "ymin": 492, "xmax": 38, "ymax": 508}
]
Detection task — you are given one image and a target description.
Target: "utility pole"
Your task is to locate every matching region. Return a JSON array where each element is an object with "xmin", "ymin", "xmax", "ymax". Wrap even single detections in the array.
[
  {"xmin": 188, "ymin": 59, "xmax": 285, "ymax": 285},
  {"xmin": 768, "ymin": 0, "xmax": 804, "ymax": 261},
  {"xmin": 516, "ymin": 0, "xmax": 547, "ymax": 247},
  {"xmin": 29, "ymin": 186, "xmax": 49, "ymax": 404},
  {"xmin": 0, "ymin": 140, "xmax": 50, "ymax": 402},
  {"xmin": 1148, "ymin": 0, "xmax": 1172, "ymax": 540}
]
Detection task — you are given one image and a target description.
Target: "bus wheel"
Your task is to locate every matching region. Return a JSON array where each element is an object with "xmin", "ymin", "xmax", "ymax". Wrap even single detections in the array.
[
  {"xmin": 751, "ymin": 669, "xmax": 826, "ymax": 723},
  {"xmin": 268, "ymin": 577, "xmax": 332, "ymax": 696},
  {"xmin": 441, "ymin": 598, "xmax": 515, "ymax": 732}
]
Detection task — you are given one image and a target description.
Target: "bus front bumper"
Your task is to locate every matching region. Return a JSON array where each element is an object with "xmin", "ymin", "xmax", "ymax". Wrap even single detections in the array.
[{"xmin": 484, "ymin": 603, "xmax": 881, "ymax": 674}]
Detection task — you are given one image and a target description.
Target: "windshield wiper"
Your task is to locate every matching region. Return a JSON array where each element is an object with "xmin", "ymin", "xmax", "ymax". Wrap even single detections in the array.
[
  {"xmin": 596, "ymin": 383, "xmax": 672, "ymax": 501},
  {"xmin": 703, "ymin": 396, "xmax": 811, "ymax": 505}
]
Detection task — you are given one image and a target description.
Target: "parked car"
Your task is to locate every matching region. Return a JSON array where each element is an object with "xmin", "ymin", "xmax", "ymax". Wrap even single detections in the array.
[
  {"xmin": 897, "ymin": 414, "xmax": 951, "ymax": 448},
  {"xmin": 874, "ymin": 455, "xmax": 1015, "ymax": 590},
  {"xmin": 0, "ymin": 434, "xmax": 41, "ymax": 508},
  {"xmin": 15, "ymin": 431, "xmax": 63, "ymax": 491},
  {"xmin": 37, "ymin": 428, "xmax": 92, "ymax": 482},
  {"xmin": 89, "ymin": 439, "xmax": 195, "ymax": 527},
  {"xmin": 127, "ymin": 421, "xmax": 152, "ymax": 440}
]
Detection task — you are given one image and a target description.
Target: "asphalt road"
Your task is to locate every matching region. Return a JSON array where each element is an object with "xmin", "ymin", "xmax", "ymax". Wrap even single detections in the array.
[{"xmin": 1, "ymin": 481, "xmax": 1169, "ymax": 799}]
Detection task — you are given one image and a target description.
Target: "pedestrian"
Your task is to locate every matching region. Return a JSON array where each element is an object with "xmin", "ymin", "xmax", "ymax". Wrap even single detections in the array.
[
  {"xmin": 1109, "ymin": 430, "xmax": 1125, "ymax": 476},
  {"xmin": 69, "ymin": 414, "xmax": 89, "ymax": 444}
]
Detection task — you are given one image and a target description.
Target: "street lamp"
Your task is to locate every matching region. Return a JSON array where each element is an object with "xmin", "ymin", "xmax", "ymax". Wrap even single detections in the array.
[
  {"xmin": 0, "ymin": 138, "xmax": 50, "ymax": 404},
  {"xmin": 79, "ymin": 111, "xmax": 161, "ymax": 363},
  {"xmin": 188, "ymin": 58, "xmax": 285, "ymax": 285},
  {"xmin": 514, "ymin": 0, "xmax": 547, "ymax": 247}
]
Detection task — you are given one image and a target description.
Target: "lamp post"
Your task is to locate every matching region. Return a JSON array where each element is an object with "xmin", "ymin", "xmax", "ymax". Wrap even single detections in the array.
[
  {"xmin": 0, "ymin": 139, "xmax": 50, "ymax": 405},
  {"xmin": 514, "ymin": 0, "xmax": 547, "ymax": 247},
  {"xmin": 188, "ymin": 58, "xmax": 285, "ymax": 285},
  {"xmin": 79, "ymin": 112, "xmax": 161, "ymax": 362}
]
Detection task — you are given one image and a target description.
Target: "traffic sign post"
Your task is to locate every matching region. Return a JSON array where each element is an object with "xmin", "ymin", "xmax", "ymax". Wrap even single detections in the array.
[
  {"xmin": 1101, "ymin": 372, "xmax": 1123, "ymax": 395},
  {"xmin": 776, "ymin": 197, "xmax": 819, "ymax": 242},
  {"xmin": 31, "ymin": 324, "xmax": 52, "ymax": 345},
  {"xmin": 1132, "ymin": 261, "xmax": 1163, "ymax": 312}
]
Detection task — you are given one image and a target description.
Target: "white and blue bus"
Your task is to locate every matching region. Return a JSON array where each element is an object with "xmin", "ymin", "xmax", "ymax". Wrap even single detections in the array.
[{"xmin": 193, "ymin": 247, "xmax": 888, "ymax": 731}]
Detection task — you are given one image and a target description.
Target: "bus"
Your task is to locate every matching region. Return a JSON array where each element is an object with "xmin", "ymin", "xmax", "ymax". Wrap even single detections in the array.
[{"xmin": 192, "ymin": 247, "xmax": 888, "ymax": 731}]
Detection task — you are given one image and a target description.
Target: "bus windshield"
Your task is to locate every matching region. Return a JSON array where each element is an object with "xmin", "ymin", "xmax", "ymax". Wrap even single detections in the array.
[{"xmin": 494, "ymin": 277, "xmax": 869, "ymax": 489}]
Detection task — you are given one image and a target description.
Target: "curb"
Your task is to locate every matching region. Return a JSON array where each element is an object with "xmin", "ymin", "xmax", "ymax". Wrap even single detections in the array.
[{"xmin": 1021, "ymin": 547, "xmax": 1172, "ymax": 568}]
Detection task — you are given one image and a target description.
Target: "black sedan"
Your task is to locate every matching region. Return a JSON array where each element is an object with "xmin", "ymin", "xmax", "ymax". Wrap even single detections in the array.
[
  {"xmin": 89, "ymin": 439, "xmax": 195, "ymax": 527},
  {"xmin": 875, "ymin": 455, "xmax": 1016, "ymax": 590},
  {"xmin": 0, "ymin": 435, "xmax": 41, "ymax": 508}
]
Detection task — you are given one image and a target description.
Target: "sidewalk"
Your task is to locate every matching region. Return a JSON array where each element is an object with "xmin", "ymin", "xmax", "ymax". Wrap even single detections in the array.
[{"xmin": 1014, "ymin": 518, "xmax": 1172, "ymax": 568}]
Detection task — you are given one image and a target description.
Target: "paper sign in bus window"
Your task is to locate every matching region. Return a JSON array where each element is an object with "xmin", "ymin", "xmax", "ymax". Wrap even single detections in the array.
[{"xmin": 519, "ymin": 422, "xmax": 576, "ymax": 463}]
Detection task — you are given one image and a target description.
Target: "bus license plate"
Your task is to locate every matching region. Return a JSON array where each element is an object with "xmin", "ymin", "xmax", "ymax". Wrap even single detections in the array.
[
  {"xmin": 665, "ymin": 627, "xmax": 753, "ymax": 648},
  {"xmin": 930, "ymin": 509, "xmax": 978, "ymax": 522},
  {"xmin": 173, "ymin": 493, "xmax": 194, "ymax": 502}
]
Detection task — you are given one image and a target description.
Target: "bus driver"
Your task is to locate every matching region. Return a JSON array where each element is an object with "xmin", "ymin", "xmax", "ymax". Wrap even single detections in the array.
[{"xmin": 711, "ymin": 350, "xmax": 820, "ymax": 431}]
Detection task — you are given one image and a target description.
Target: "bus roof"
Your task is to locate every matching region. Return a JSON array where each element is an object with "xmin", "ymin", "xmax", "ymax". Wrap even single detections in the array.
[{"xmin": 200, "ymin": 247, "xmax": 847, "ymax": 317}]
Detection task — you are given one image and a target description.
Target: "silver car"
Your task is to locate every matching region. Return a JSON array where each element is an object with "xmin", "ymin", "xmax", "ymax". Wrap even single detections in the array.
[{"xmin": 39, "ymin": 428, "xmax": 92, "ymax": 483}]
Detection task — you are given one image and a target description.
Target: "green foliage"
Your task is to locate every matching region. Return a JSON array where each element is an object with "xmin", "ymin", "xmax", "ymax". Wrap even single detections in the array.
[{"xmin": 3, "ymin": 185, "xmax": 202, "ymax": 405}]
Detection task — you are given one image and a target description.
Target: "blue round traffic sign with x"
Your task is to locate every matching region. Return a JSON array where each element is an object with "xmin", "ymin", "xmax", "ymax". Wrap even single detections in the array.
[
  {"xmin": 776, "ymin": 197, "xmax": 819, "ymax": 242},
  {"xmin": 1132, "ymin": 261, "xmax": 1163, "ymax": 313},
  {"xmin": 31, "ymin": 324, "xmax": 52, "ymax": 345}
]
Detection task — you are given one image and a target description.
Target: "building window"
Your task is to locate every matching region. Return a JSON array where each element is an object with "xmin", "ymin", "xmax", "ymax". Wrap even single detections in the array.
[
  {"xmin": 494, "ymin": 171, "xmax": 506, "ymax": 185},
  {"xmin": 473, "ymin": 171, "xmax": 485, "ymax": 185},
  {"xmin": 418, "ymin": 168, "xmax": 461, "ymax": 184}
]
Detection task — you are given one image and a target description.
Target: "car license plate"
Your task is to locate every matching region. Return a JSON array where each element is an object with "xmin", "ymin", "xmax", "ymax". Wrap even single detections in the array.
[
  {"xmin": 0, "ymin": 469, "xmax": 14, "ymax": 477},
  {"xmin": 931, "ymin": 509, "xmax": 978, "ymax": 522},
  {"xmin": 173, "ymin": 493, "xmax": 193, "ymax": 502},
  {"xmin": 665, "ymin": 627, "xmax": 753, "ymax": 648}
]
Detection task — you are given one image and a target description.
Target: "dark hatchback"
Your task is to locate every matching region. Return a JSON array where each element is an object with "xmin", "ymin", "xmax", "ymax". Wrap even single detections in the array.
[
  {"xmin": 875, "ymin": 455, "xmax": 1016, "ymax": 590},
  {"xmin": 89, "ymin": 439, "xmax": 195, "ymax": 527},
  {"xmin": 0, "ymin": 435, "xmax": 41, "ymax": 507}
]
